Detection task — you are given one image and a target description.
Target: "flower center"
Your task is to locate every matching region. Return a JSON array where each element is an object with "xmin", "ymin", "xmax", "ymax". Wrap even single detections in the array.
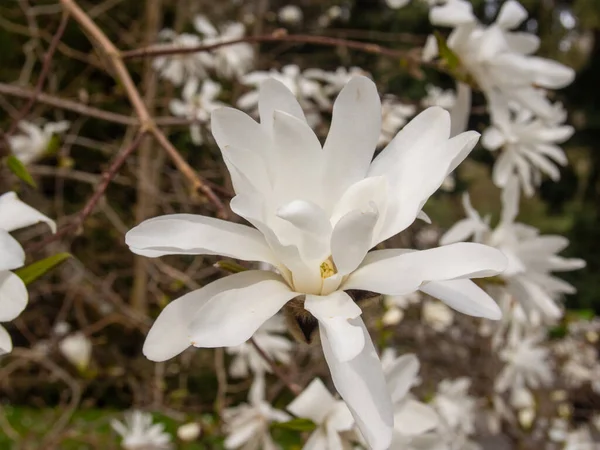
[{"xmin": 320, "ymin": 257, "xmax": 337, "ymax": 279}]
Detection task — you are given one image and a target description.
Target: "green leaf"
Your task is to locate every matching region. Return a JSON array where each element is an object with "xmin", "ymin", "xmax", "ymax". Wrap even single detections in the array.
[
  {"xmin": 6, "ymin": 155, "xmax": 36, "ymax": 188},
  {"xmin": 14, "ymin": 253, "xmax": 71, "ymax": 285},
  {"xmin": 271, "ymin": 418, "xmax": 317, "ymax": 432},
  {"xmin": 214, "ymin": 260, "xmax": 248, "ymax": 273},
  {"xmin": 434, "ymin": 31, "xmax": 461, "ymax": 71}
]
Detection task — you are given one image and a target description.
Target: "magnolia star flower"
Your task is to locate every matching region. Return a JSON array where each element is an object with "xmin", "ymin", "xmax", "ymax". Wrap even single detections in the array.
[
  {"xmin": 227, "ymin": 315, "xmax": 293, "ymax": 378},
  {"xmin": 287, "ymin": 378, "xmax": 355, "ymax": 449},
  {"xmin": 59, "ymin": 332, "xmax": 92, "ymax": 372},
  {"xmin": 8, "ymin": 120, "xmax": 69, "ymax": 165},
  {"xmin": 193, "ymin": 16, "xmax": 254, "ymax": 79},
  {"xmin": 0, "ymin": 192, "xmax": 55, "ymax": 355},
  {"xmin": 440, "ymin": 176, "xmax": 585, "ymax": 320},
  {"xmin": 126, "ymin": 76, "xmax": 507, "ymax": 449},
  {"xmin": 111, "ymin": 410, "xmax": 172, "ymax": 450},
  {"xmin": 152, "ymin": 30, "xmax": 212, "ymax": 86},
  {"xmin": 169, "ymin": 78, "xmax": 224, "ymax": 145},
  {"xmin": 223, "ymin": 375, "xmax": 290, "ymax": 450},
  {"xmin": 483, "ymin": 94, "xmax": 574, "ymax": 196},
  {"xmin": 429, "ymin": 0, "xmax": 574, "ymax": 120}
]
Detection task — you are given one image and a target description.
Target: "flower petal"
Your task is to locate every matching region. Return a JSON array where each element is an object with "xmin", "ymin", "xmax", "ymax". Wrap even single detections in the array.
[
  {"xmin": 322, "ymin": 76, "xmax": 381, "ymax": 201},
  {"xmin": 482, "ymin": 126, "xmax": 506, "ymax": 150},
  {"xmin": 287, "ymin": 378, "xmax": 336, "ymax": 424},
  {"xmin": 188, "ymin": 273, "xmax": 296, "ymax": 348},
  {"xmin": 0, "ymin": 325, "xmax": 12, "ymax": 356},
  {"xmin": 0, "ymin": 230, "xmax": 25, "ymax": 271},
  {"xmin": 143, "ymin": 271, "xmax": 284, "ymax": 361},
  {"xmin": 495, "ymin": 0, "xmax": 528, "ymax": 29},
  {"xmin": 0, "ymin": 271, "xmax": 28, "ymax": 322},
  {"xmin": 331, "ymin": 208, "xmax": 379, "ymax": 275},
  {"xmin": 420, "ymin": 278, "xmax": 502, "ymax": 319},
  {"xmin": 394, "ymin": 400, "xmax": 438, "ymax": 436},
  {"xmin": 258, "ymin": 78, "xmax": 306, "ymax": 133},
  {"xmin": 320, "ymin": 317, "xmax": 393, "ymax": 450},
  {"xmin": 430, "ymin": 0, "xmax": 476, "ymax": 27},
  {"xmin": 126, "ymin": 214, "xmax": 277, "ymax": 264},
  {"xmin": 0, "ymin": 192, "xmax": 55, "ymax": 233},
  {"xmin": 305, "ymin": 291, "xmax": 364, "ymax": 362},
  {"xmin": 384, "ymin": 354, "xmax": 419, "ymax": 404},
  {"xmin": 344, "ymin": 243, "xmax": 508, "ymax": 295}
]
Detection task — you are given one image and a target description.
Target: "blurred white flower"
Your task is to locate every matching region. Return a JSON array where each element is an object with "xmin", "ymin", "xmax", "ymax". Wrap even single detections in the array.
[
  {"xmin": 0, "ymin": 192, "xmax": 55, "ymax": 355},
  {"xmin": 304, "ymin": 66, "xmax": 369, "ymax": 97},
  {"xmin": 152, "ymin": 30, "xmax": 211, "ymax": 86},
  {"xmin": 287, "ymin": 378, "xmax": 355, "ymax": 449},
  {"xmin": 379, "ymin": 96, "xmax": 417, "ymax": 145},
  {"xmin": 278, "ymin": 5, "xmax": 303, "ymax": 25},
  {"xmin": 53, "ymin": 321, "xmax": 70, "ymax": 336},
  {"xmin": 59, "ymin": 332, "xmax": 92, "ymax": 371},
  {"xmin": 223, "ymin": 375, "xmax": 290, "ymax": 450},
  {"xmin": 8, "ymin": 120, "xmax": 69, "ymax": 165},
  {"xmin": 128, "ymin": 77, "xmax": 507, "ymax": 450},
  {"xmin": 441, "ymin": 177, "xmax": 585, "ymax": 320},
  {"xmin": 226, "ymin": 315, "xmax": 293, "ymax": 378},
  {"xmin": 429, "ymin": 0, "xmax": 574, "ymax": 120},
  {"xmin": 193, "ymin": 16, "xmax": 254, "ymax": 79},
  {"xmin": 383, "ymin": 292, "xmax": 421, "ymax": 326},
  {"xmin": 422, "ymin": 85, "xmax": 456, "ymax": 110},
  {"xmin": 169, "ymin": 78, "xmax": 224, "ymax": 145},
  {"xmin": 176, "ymin": 422, "xmax": 201, "ymax": 441},
  {"xmin": 111, "ymin": 410, "xmax": 172, "ymax": 450},
  {"xmin": 422, "ymin": 300, "xmax": 454, "ymax": 332},
  {"xmin": 386, "ymin": 0, "xmax": 411, "ymax": 8},
  {"xmin": 483, "ymin": 95, "xmax": 574, "ymax": 196}
]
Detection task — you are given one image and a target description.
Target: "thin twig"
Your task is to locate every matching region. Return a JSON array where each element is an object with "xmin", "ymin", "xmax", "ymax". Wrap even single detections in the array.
[
  {"xmin": 250, "ymin": 338, "xmax": 301, "ymax": 395},
  {"xmin": 0, "ymin": 11, "xmax": 70, "ymax": 153}
]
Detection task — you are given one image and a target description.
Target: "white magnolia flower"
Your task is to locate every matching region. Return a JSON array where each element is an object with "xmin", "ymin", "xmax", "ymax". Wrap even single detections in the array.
[
  {"xmin": 440, "ymin": 176, "xmax": 585, "ymax": 320},
  {"xmin": 8, "ymin": 120, "xmax": 69, "ymax": 165},
  {"xmin": 422, "ymin": 85, "xmax": 456, "ymax": 111},
  {"xmin": 379, "ymin": 96, "xmax": 417, "ymax": 145},
  {"xmin": 421, "ymin": 300, "xmax": 454, "ymax": 332},
  {"xmin": 169, "ymin": 79, "xmax": 224, "ymax": 145},
  {"xmin": 193, "ymin": 16, "xmax": 254, "ymax": 79},
  {"xmin": 59, "ymin": 332, "xmax": 92, "ymax": 371},
  {"xmin": 483, "ymin": 95, "xmax": 574, "ymax": 196},
  {"xmin": 0, "ymin": 192, "xmax": 55, "ymax": 355},
  {"xmin": 287, "ymin": 378, "xmax": 355, "ymax": 449},
  {"xmin": 111, "ymin": 410, "xmax": 172, "ymax": 450},
  {"xmin": 227, "ymin": 315, "xmax": 293, "ymax": 378},
  {"xmin": 429, "ymin": 0, "xmax": 575, "ymax": 120},
  {"xmin": 383, "ymin": 353, "xmax": 439, "ymax": 449},
  {"xmin": 177, "ymin": 422, "xmax": 201, "ymax": 441},
  {"xmin": 223, "ymin": 375, "xmax": 290, "ymax": 450},
  {"xmin": 126, "ymin": 76, "xmax": 508, "ymax": 449},
  {"xmin": 152, "ymin": 30, "xmax": 212, "ymax": 86},
  {"xmin": 278, "ymin": 5, "xmax": 304, "ymax": 25}
]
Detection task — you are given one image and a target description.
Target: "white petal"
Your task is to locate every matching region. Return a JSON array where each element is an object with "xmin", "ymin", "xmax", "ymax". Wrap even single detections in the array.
[
  {"xmin": 277, "ymin": 200, "xmax": 332, "ymax": 238},
  {"xmin": 482, "ymin": 127, "xmax": 506, "ymax": 150},
  {"xmin": 430, "ymin": 0, "xmax": 476, "ymax": 27},
  {"xmin": 320, "ymin": 318, "xmax": 393, "ymax": 450},
  {"xmin": 0, "ymin": 192, "xmax": 55, "ymax": 233},
  {"xmin": 287, "ymin": 378, "xmax": 336, "ymax": 424},
  {"xmin": 0, "ymin": 271, "xmax": 28, "ymax": 321},
  {"xmin": 305, "ymin": 291, "xmax": 364, "ymax": 362},
  {"xmin": 495, "ymin": 0, "xmax": 528, "ymax": 29},
  {"xmin": 344, "ymin": 243, "xmax": 508, "ymax": 295},
  {"xmin": 499, "ymin": 175, "xmax": 520, "ymax": 226},
  {"xmin": 449, "ymin": 83, "xmax": 471, "ymax": 137},
  {"xmin": 420, "ymin": 278, "xmax": 502, "ymax": 319},
  {"xmin": 126, "ymin": 214, "xmax": 277, "ymax": 264},
  {"xmin": 439, "ymin": 218, "xmax": 479, "ymax": 245},
  {"xmin": 0, "ymin": 231, "xmax": 25, "ymax": 271},
  {"xmin": 143, "ymin": 271, "xmax": 283, "ymax": 361},
  {"xmin": 384, "ymin": 354, "xmax": 419, "ymax": 404},
  {"xmin": 259, "ymin": 78, "xmax": 306, "ymax": 133},
  {"xmin": 193, "ymin": 15, "xmax": 218, "ymax": 36},
  {"xmin": 394, "ymin": 400, "xmax": 438, "ymax": 436},
  {"xmin": 529, "ymin": 58, "xmax": 575, "ymax": 89},
  {"xmin": 331, "ymin": 208, "xmax": 379, "ymax": 275},
  {"xmin": 0, "ymin": 325, "xmax": 12, "ymax": 356},
  {"xmin": 493, "ymin": 149, "xmax": 517, "ymax": 188},
  {"xmin": 188, "ymin": 274, "xmax": 296, "ymax": 347},
  {"xmin": 505, "ymin": 32, "xmax": 540, "ymax": 55},
  {"xmin": 322, "ymin": 77, "xmax": 381, "ymax": 200}
]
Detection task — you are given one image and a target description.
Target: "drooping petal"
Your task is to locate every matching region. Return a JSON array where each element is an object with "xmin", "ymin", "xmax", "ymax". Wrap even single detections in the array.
[
  {"xmin": 384, "ymin": 353, "xmax": 420, "ymax": 404},
  {"xmin": 0, "ymin": 271, "xmax": 28, "ymax": 322},
  {"xmin": 188, "ymin": 273, "xmax": 296, "ymax": 348},
  {"xmin": 331, "ymin": 208, "xmax": 379, "ymax": 275},
  {"xmin": 420, "ymin": 278, "xmax": 502, "ymax": 319},
  {"xmin": 143, "ymin": 271, "xmax": 284, "ymax": 361},
  {"xmin": 126, "ymin": 214, "xmax": 278, "ymax": 264},
  {"xmin": 322, "ymin": 76, "xmax": 382, "ymax": 201},
  {"xmin": 0, "ymin": 231, "xmax": 25, "ymax": 271},
  {"xmin": 287, "ymin": 378, "xmax": 336, "ymax": 424},
  {"xmin": 344, "ymin": 243, "xmax": 507, "ymax": 296},
  {"xmin": 0, "ymin": 325, "xmax": 12, "ymax": 356},
  {"xmin": 305, "ymin": 291, "xmax": 364, "ymax": 362},
  {"xmin": 320, "ymin": 317, "xmax": 393, "ymax": 450},
  {"xmin": 0, "ymin": 192, "xmax": 56, "ymax": 233}
]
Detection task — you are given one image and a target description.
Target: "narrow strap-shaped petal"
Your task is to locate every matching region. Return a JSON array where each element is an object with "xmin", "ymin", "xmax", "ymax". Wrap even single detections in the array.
[
  {"xmin": 259, "ymin": 78, "xmax": 306, "ymax": 133},
  {"xmin": 0, "ymin": 271, "xmax": 28, "ymax": 322},
  {"xmin": 287, "ymin": 378, "xmax": 336, "ymax": 424},
  {"xmin": 0, "ymin": 325, "xmax": 13, "ymax": 356},
  {"xmin": 393, "ymin": 400, "xmax": 438, "ymax": 436},
  {"xmin": 495, "ymin": 0, "xmax": 528, "ymax": 29},
  {"xmin": 0, "ymin": 192, "xmax": 56, "ymax": 233},
  {"xmin": 0, "ymin": 231, "xmax": 25, "ymax": 271},
  {"xmin": 320, "ymin": 317, "xmax": 393, "ymax": 450},
  {"xmin": 384, "ymin": 353, "xmax": 420, "ymax": 404}
]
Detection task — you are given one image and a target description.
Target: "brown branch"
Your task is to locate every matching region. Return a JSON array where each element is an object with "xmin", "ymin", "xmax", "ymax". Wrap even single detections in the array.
[
  {"xmin": 250, "ymin": 337, "xmax": 301, "ymax": 395},
  {"xmin": 0, "ymin": 11, "xmax": 70, "ymax": 153},
  {"xmin": 59, "ymin": 0, "xmax": 226, "ymax": 216},
  {"xmin": 122, "ymin": 30, "xmax": 419, "ymax": 62}
]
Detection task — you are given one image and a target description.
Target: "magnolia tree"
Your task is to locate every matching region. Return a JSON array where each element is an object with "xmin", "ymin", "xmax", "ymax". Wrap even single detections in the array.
[{"xmin": 0, "ymin": 0, "xmax": 597, "ymax": 449}]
